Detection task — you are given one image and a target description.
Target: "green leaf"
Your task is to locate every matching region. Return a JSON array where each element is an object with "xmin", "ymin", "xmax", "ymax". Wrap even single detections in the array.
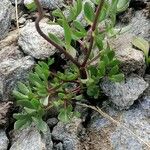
[
  {"xmin": 24, "ymin": 107, "xmax": 36, "ymax": 114},
  {"xmin": 84, "ymin": 2, "xmax": 95, "ymax": 23},
  {"xmin": 13, "ymin": 90, "xmax": 28, "ymax": 99},
  {"xmin": 117, "ymin": 0, "xmax": 129, "ymax": 13},
  {"xmin": 32, "ymin": 117, "xmax": 48, "ymax": 133},
  {"xmin": 108, "ymin": 65, "xmax": 119, "ymax": 76},
  {"xmin": 25, "ymin": 1, "xmax": 37, "ymax": 11},
  {"xmin": 107, "ymin": 50, "xmax": 115, "ymax": 61},
  {"xmin": 48, "ymin": 33, "xmax": 64, "ymax": 47},
  {"xmin": 67, "ymin": 46, "xmax": 77, "ymax": 58},
  {"xmin": 52, "ymin": 9, "xmax": 64, "ymax": 18},
  {"xmin": 58, "ymin": 106, "xmax": 73, "ymax": 123},
  {"xmin": 17, "ymin": 100, "xmax": 34, "ymax": 109},
  {"xmin": 17, "ymin": 82, "xmax": 30, "ymax": 95},
  {"xmin": 76, "ymin": 0, "xmax": 82, "ymax": 16},
  {"xmin": 109, "ymin": 73, "xmax": 124, "ymax": 82},
  {"xmin": 40, "ymin": 95, "xmax": 49, "ymax": 106},
  {"xmin": 31, "ymin": 99, "xmax": 41, "ymax": 109},
  {"xmin": 102, "ymin": 54, "xmax": 109, "ymax": 65},
  {"xmin": 13, "ymin": 113, "xmax": 28, "ymax": 120},
  {"xmin": 14, "ymin": 118, "xmax": 28, "ymax": 130},
  {"xmin": 75, "ymin": 95, "xmax": 83, "ymax": 101},
  {"xmin": 132, "ymin": 37, "xmax": 149, "ymax": 58},
  {"xmin": 95, "ymin": 34, "xmax": 103, "ymax": 50},
  {"xmin": 72, "ymin": 21, "xmax": 86, "ymax": 33},
  {"xmin": 132, "ymin": 37, "xmax": 149, "ymax": 65},
  {"xmin": 48, "ymin": 58, "xmax": 54, "ymax": 66},
  {"xmin": 63, "ymin": 19, "xmax": 71, "ymax": 48},
  {"xmin": 98, "ymin": 61, "xmax": 106, "ymax": 77}
]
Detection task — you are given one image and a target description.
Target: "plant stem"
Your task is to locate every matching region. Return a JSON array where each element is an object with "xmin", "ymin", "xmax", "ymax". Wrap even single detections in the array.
[
  {"xmin": 34, "ymin": 0, "xmax": 81, "ymax": 67},
  {"xmin": 82, "ymin": 0, "xmax": 105, "ymax": 67}
]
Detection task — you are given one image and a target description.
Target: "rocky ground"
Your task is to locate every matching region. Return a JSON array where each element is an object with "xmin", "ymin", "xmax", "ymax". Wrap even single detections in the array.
[{"xmin": 0, "ymin": 0, "xmax": 150, "ymax": 150}]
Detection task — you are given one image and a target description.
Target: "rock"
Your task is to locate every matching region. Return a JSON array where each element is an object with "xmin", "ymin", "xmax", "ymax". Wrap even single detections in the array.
[
  {"xmin": 0, "ymin": 130, "xmax": 9, "ymax": 150},
  {"xmin": 100, "ymin": 74, "xmax": 149, "ymax": 109},
  {"xmin": 47, "ymin": 118, "xmax": 58, "ymax": 128},
  {"xmin": 0, "ymin": 56, "xmax": 35, "ymax": 101},
  {"xmin": 81, "ymin": 98, "xmax": 150, "ymax": 150},
  {"xmin": 10, "ymin": 125, "xmax": 53, "ymax": 150},
  {"xmin": 18, "ymin": 17, "xmax": 26, "ymax": 25},
  {"xmin": 0, "ymin": 30, "xmax": 19, "ymax": 49},
  {"xmin": 18, "ymin": 22, "xmax": 64, "ymax": 59},
  {"xmin": 117, "ymin": 10, "xmax": 150, "ymax": 42},
  {"xmin": 0, "ymin": 102, "xmax": 13, "ymax": 126},
  {"xmin": 52, "ymin": 117, "xmax": 82, "ymax": 150},
  {"xmin": 0, "ymin": 0, "xmax": 12, "ymax": 40},
  {"xmin": 24, "ymin": 0, "xmax": 64, "ymax": 10},
  {"xmin": 53, "ymin": 142, "xmax": 63, "ymax": 150},
  {"xmin": 143, "ymin": 74, "xmax": 150, "ymax": 97},
  {"xmin": 110, "ymin": 33, "xmax": 146, "ymax": 76},
  {"xmin": 129, "ymin": 11, "xmax": 150, "ymax": 41},
  {"xmin": 0, "ymin": 45, "xmax": 23, "ymax": 62},
  {"xmin": 10, "ymin": 0, "xmax": 22, "ymax": 5}
]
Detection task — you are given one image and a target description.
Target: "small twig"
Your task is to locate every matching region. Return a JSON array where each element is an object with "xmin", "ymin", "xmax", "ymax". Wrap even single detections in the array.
[
  {"xmin": 82, "ymin": 0, "xmax": 105, "ymax": 67},
  {"xmin": 34, "ymin": 0, "xmax": 81, "ymax": 67},
  {"xmin": 76, "ymin": 103, "xmax": 150, "ymax": 148},
  {"xmin": 86, "ymin": 52, "xmax": 101, "ymax": 66}
]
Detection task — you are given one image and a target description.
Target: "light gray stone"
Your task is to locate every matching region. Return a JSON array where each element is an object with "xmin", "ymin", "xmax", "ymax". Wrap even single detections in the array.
[
  {"xmin": 18, "ymin": 22, "xmax": 64, "ymax": 59},
  {"xmin": 0, "ymin": 56, "xmax": 35, "ymax": 101},
  {"xmin": 0, "ymin": 102, "xmax": 13, "ymax": 126},
  {"xmin": 0, "ymin": 130, "xmax": 9, "ymax": 150},
  {"xmin": 0, "ymin": 29, "xmax": 19, "ymax": 49},
  {"xmin": 0, "ymin": 0, "xmax": 12, "ymax": 40},
  {"xmin": 52, "ymin": 117, "xmax": 82, "ymax": 150},
  {"xmin": 110, "ymin": 33, "xmax": 146, "ymax": 76},
  {"xmin": 0, "ymin": 45, "xmax": 23, "ymax": 62},
  {"xmin": 82, "ymin": 98, "xmax": 150, "ymax": 150},
  {"xmin": 53, "ymin": 142, "xmax": 63, "ymax": 150},
  {"xmin": 10, "ymin": 125, "xmax": 53, "ymax": 150},
  {"xmin": 24, "ymin": 0, "xmax": 64, "ymax": 10},
  {"xmin": 100, "ymin": 74, "xmax": 149, "ymax": 109},
  {"xmin": 10, "ymin": 0, "xmax": 22, "ymax": 5},
  {"xmin": 117, "ymin": 10, "xmax": 150, "ymax": 42}
]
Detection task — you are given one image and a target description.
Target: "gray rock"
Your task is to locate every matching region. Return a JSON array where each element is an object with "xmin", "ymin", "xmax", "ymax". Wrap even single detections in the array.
[
  {"xmin": 0, "ymin": 29, "xmax": 19, "ymax": 49},
  {"xmin": 0, "ymin": 56, "xmax": 35, "ymax": 101},
  {"xmin": 117, "ymin": 10, "xmax": 150, "ymax": 42},
  {"xmin": 0, "ymin": 130, "xmax": 9, "ymax": 150},
  {"xmin": 18, "ymin": 22, "xmax": 64, "ymax": 59},
  {"xmin": 0, "ymin": 45, "xmax": 23, "ymax": 62},
  {"xmin": 47, "ymin": 118, "xmax": 58, "ymax": 128},
  {"xmin": 0, "ymin": 0, "xmax": 12, "ymax": 40},
  {"xmin": 10, "ymin": 125, "xmax": 53, "ymax": 150},
  {"xmin": 129, "ymin": 11, "xmax": 150, "ymax": 42},
  {"xmin": 52, "ymin": 117, "xmax": 82, "ymax": 150},
  {"xmin": 0, "ymin": 102, "xmax": 13, "ymax": 126},
  {"xmin": 82, "ymin": 98, "xmax": 150, "ymax": 150},
  {"xmin": 110, "ymin": 33, "xmax": 146, "ymax": 76},
  {"xmin": 143, "ymin": 74, "xmax": 150, "ymax": 97},
  {"xmin": 100, "ymin": 74, "xmax": 149, "ymax": 109},
  {"xmin": 24, "ymin": 0, "xmax": 64, "ymax": 10},
  {"xmin": 10, "ymin": 0, "xmax": 22, "ymax": 5},
  {"xmin": 53, "ymin": 142, "xmax": 63, "ymax": 150}
]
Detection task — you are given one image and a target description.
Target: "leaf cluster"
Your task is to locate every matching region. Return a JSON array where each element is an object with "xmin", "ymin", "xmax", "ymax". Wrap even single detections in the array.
[{"xmin": 13, "ymin": 0, "xmax": 128, "ymax": 132}]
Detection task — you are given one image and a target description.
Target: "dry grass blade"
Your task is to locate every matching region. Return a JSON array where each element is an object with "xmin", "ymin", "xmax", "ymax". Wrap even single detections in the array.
[
  {"xmin": 76, "ymin": 102, "xmax": 150, "ymax": 148},
  {"xmin": 15, "ymin": 0, "xmax": 19, "ymax": 29}
]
